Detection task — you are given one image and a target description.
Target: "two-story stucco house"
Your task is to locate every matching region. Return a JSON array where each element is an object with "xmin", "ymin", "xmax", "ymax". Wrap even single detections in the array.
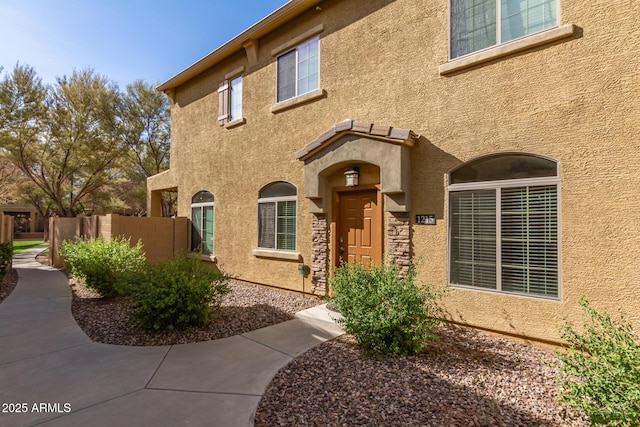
[{"xmin": 147, "ymin": 0, "xmax": 640, "ymax": 344}]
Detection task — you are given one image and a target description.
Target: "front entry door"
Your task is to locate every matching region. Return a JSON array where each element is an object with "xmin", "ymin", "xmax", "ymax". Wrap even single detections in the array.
[{"xmin": 338, "ymin": 189, "xmax": 382, "ymax": 267}]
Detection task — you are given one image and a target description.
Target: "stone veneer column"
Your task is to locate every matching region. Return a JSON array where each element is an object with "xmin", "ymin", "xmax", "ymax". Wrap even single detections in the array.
[
  {"xmin": 310, "ymin": 214, "xmax": 329, "ymax": 295},
  {"xmin": 387, "ymin": 212, "xmax": 412, "ymax": 277}
]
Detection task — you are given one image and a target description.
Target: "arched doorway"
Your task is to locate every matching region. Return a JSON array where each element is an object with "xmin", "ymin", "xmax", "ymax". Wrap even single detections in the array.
[{"xmin": 296, "ymin": 119, "xmax": 417, "ymax": 294}]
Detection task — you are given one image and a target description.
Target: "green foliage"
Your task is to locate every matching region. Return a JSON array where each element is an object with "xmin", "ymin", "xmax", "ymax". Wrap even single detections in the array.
[
  {"xmin": 0, "ymin": 65, "xmax": 127, "ymax": 217},
  {"xmin": 119, "ymin": 80, "xmax": 173, "ymax": 215},
  {"xmin": 125, "ymin": 255, "xmax": 231, "ymax": 331},
  {"xmin": 1, "ymin": 64, "xmax": 171, "ymax": 216},
  {"xmin": 331, "ymin": 261, "xmax": 439, "ymax": 357},
  {"xmin": 0, "ymin": 242, "xmax": 12, "ymax": 280},
  {"xmin": 61, "ymin": 237, "xmax": 145, "ymax": 298},
  {"xmin": 556, "ymin": 297, "xmax": 640, "ymax": 426}
]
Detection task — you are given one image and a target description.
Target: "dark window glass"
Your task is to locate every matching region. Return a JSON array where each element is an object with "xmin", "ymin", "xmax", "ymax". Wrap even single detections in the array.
[{"xmin": 450, "ymin": 154, "xmax": 557, "ymax": 184}]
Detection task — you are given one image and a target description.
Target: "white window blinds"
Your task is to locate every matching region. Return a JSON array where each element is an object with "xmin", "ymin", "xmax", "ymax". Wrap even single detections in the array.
[
  {"xmin": 450, "ymin": 185, "xmax": 558, "ymax": 297},
  {"xmin": 501, "ymin": 185, "xmax": 558, "ymax": 297},
  {"xmin": 450, "ymin": 190, "xmax": 497, "ymax": 289}
]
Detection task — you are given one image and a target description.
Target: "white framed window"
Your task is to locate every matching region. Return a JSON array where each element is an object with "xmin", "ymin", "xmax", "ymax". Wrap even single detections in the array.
[
  {"xmin": 448, "ymin": 153, "xmax": 560, "ymax": 298},
  {"xmin": 450, "ymin": 0, "xmax": 558, "ymax": 59},
  {"xmin": 218, "ymin": 73, "xmax": 243, "ymax": 126},
  {"xmin": 258, "ymin": 181, "xmax": 297, "ymax": 251},
  {"xmin": 229, "ymin": 75, "xmax": 242, "ymax": 121},
  {"xmin": 276, "ymin": 36, "xmax": 319, "ymax": 103},
  {"xmin": 191, "ymin": 191, "xmax": 214, "ymax": 255}
]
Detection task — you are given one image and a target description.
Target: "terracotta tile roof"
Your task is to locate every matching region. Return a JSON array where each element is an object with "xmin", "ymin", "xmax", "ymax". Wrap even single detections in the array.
[{"xmin": 295, "ymin": 119, "xmax": 418, "ymax": 160}]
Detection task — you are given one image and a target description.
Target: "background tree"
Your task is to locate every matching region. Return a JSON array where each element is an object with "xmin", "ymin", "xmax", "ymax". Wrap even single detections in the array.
[
  {"xmin": 120, "ymin": 80, "xmax": 174, "ymax": 216},
  {"xmin": 0, "ymin": 158, "xmax": 24, "ymax": 204},
  {"xmin": 0, "ymin": 64, "xmax": 126, "ymax": 216}
]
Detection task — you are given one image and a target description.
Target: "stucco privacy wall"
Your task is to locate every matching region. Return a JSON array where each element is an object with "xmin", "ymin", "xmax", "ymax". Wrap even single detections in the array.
[
  {"xmin": 153, "ymin": 0, "xmax": 640, "ymax": 343},
  {"xmin": 49, "ymin": 215, "xmax": 189, "ymax": 268},
  {"xmin": 0, "ymin": 214, "xmax": 13, "ymax": 244}
]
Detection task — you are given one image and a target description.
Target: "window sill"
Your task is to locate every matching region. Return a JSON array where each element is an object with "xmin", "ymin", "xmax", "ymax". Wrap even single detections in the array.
[
  {"xmin": 224, "ymin": 117, "xmax": 246, "ymax": 129},
  {"xmin": 439, "ymin": 24, "xmax": 576, "ymax": 75},
  {"xmin": 252, "ymin": 248, "xmax": 302, "ymax": 261},
  {"xmin": 188, "ymin": 253, "xmax": 217, "ymax": 263},
  {"xmin": 270, "ymin": 89, "xmax": 327, "ymax": 114},
  {"xmin": 449, "ymin": 284, "xmax": 560, "ymax": 301}
]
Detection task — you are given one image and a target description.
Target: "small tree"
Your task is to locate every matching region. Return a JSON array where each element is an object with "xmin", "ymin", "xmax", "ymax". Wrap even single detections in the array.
[{"xmin": 556, "ymin": 297, "xmax": 640, "ymax": 426}]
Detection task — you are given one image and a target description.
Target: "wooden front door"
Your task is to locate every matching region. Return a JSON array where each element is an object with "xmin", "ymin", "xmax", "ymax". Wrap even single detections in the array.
[{"xmin": 337, "ymin": 189, "xmax": 382, "ymax": 267}]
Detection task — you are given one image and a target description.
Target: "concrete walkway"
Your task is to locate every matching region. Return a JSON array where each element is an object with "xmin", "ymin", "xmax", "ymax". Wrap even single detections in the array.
[{"xmin": 0, "ymin": 246, "xmax": 343, "ymax": 427}]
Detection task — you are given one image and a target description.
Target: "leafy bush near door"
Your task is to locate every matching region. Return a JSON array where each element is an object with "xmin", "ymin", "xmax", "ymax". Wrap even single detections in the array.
[
  {"xmin": 61, "ymin": 237, "xmax": 145, "ymax": 298},
  {"xmin": 331, "ymin": 261, "xmax": 439, "ymax": 357},
  {"xmin": 125, "ymin": 254, "xmax": 231, "ymax": 331},
  {"xmin": 556, "ymin": 297, "xmax": 640, "ymax": 426}
]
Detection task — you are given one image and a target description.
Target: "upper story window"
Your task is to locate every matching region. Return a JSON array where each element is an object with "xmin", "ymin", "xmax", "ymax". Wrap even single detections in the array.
[
  {"xmin": 258, "ymin": 181, "xmax": 297, "ymax": 251},
  {"xmin": 277, "ymin": 36, "xmax": 319, "ymax": 103},
  {"xmin": 448, "ymin": 153, "xmax": 560, "ymax": 298},
  {"xmin": 191, "ymin": 191, "xmax": 214, "ymax": 255},
  {"xmin": 450, "ymin": 0, "xmax": 558, "ymax": 59},
  {"xmin": 218, "ymin": 69, "xmax": 244, "ymax": 127},
  {"xmin": 229, "ymin": 75, "xmax": 242, "ymax": 121}
]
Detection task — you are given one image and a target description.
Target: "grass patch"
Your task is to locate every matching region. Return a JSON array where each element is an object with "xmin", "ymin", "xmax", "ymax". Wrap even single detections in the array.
[{"xmin": 13, "ymin": 240, "xmax": 45, "ymax": 254}]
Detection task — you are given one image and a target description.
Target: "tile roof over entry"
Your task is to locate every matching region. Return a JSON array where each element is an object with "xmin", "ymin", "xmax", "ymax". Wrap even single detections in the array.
[{"xmin": 295, "ymin": 119, "xmax": 418, "ymax": 161}]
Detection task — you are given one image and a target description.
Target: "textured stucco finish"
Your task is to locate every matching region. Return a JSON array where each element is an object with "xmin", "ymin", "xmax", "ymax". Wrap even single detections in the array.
[{"xmin": 149, "ymin": 0, "xmax": 640, "ymax": 343}]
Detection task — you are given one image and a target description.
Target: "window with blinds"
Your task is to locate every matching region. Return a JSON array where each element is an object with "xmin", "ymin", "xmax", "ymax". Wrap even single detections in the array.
[
  {"xmin": 258, "ymin": 182, "xmax": 297, "ymax": 251},
  {"xmin": 450, "ymin": 190, "xmax": 497, "ymax": 289},
  {"xmin": 501, "ymin": 185, "xmax": 558, "ymax": 297},
  {"xmin": 448, "ymin": 153, "xmax": 559, "ymax": 298}
]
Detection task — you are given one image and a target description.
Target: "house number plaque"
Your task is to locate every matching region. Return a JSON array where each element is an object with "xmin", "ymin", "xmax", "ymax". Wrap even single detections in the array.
[{"xmin": 415, "ymin": 214, "xmax": 436, "ymax": 225}]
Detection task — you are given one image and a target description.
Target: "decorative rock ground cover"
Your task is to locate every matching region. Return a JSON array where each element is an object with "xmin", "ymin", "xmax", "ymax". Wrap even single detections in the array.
[{"xmin": 3, "ymin": 256, "xmax": 588, "ymax": 426}]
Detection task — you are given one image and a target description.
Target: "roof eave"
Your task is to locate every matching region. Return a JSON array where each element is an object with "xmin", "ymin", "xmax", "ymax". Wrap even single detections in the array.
[{"xmin": 156, "ymin": 0, "xmax": 323, "ymax": 92}]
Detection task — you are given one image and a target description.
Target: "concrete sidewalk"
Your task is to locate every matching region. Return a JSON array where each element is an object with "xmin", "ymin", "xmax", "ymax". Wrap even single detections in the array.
[{"xmin": 0, "ymin": 246, "xmax": 343, "ymax": 427}]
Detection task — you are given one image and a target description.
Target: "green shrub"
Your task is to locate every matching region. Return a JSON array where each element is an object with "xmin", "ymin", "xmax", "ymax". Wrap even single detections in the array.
[
  {"xmin": 556, "ymin": 297, "xmax": 640, "ymax": 426},
  {"xmin": 331, "ymin": 261, "xmax": 439, "ymax": 357},
  {"xmin": 125, "ymin": 255, "xmax": 231, "ymax": 331},
  {"xmin": 0, "ymin": 242, "xmax": 12, "ymax": 280},
  {"xmin": 61, "ymin": 237, "xmax": 145, "ymax": 298}
]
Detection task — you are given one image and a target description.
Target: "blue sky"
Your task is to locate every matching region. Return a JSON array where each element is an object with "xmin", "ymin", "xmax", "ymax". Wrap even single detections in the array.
[{"xmin": 0, "ymin": 0, "xmax": 288, "ymax": 88}]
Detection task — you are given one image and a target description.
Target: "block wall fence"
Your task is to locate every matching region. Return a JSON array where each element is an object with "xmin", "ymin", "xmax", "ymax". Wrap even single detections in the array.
[{"xmin": 49, "ymin": 214, "xmax": 189, "ymax": 268}]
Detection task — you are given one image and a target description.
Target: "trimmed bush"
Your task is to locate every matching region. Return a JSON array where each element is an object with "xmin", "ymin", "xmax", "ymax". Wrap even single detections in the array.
[
  {"xmin": 556, "ymin": 297, "xmax": 640, "ymax": 426},
  {"xmin": 0, "ymin": 242, "xmax": 12, "ymax": 280},
  {"xmin": 61, "ymin": 237, "xmax": 145, "ymax": 298},
  {"xmin": 125, "ymin": 255, "xmax": 231, "ymax": 331},
  {"xmin": 331, "ymin": 261, "xmax": 439, "ymax": 357}
]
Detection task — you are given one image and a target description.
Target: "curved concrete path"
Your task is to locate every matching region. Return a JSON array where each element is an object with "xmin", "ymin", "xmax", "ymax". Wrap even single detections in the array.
[{"xmin": 0, "ymin": 246, "xmax": 343, "ymax": 427}]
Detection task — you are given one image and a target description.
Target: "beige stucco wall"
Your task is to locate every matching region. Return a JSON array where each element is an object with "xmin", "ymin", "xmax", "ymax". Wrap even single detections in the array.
[
  {"xmin": 157, "ymin": 0, "xmax": 640, "ymax": 343},
  {"xmin": 49, "ymin": 215, "xmax": 189, "ymax": 268}
]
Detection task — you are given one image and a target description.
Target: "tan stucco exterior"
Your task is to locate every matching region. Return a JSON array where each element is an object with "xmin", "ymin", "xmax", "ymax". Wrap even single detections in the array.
[{"xmin": 149, "ymin": 0, "xmax": 640, "ymax": 344}]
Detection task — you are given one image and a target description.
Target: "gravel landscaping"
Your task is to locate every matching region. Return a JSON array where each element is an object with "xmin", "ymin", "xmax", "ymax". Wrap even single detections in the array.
[
  {"xmin": 12, "ymin": 254, "xmax": 588, "ymax": 426},
  {"xmin": 69, "ymin": 278, "xmax": 322, "ymax": 346},
  {"xmin": 0, "ymin": 268, "xmax": 18, "ymax": 303},
  {"xmin": 255, "ymin": 328, "xmax": 589, "ymax": 427}
]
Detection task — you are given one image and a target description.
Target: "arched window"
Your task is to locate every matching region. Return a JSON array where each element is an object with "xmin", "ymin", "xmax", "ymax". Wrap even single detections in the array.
[
  {"xmin": 448, "ymin": 153, "xmax": 559, "ymax": 298},
  {"xmin": 258, "ymin": 181, "xmax": 297, "ymax": 251},
  {"xmin": 191, "ymin": 191, "xmax": 214, "ymax": 255}
]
